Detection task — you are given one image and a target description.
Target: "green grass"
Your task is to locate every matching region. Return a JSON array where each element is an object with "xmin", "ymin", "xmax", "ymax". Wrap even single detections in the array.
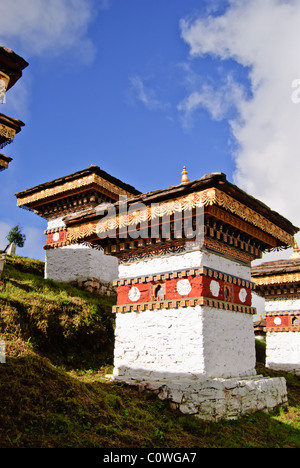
[
  {"xmin": 0, "ymin": 255, "xmax": 299, "ymax": 448},
  {"xmin": 0, "ymin": 255, "xmax": 115, "ymax": 369}
]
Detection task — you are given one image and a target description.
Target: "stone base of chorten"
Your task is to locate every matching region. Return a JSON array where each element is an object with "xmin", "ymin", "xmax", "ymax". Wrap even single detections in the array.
[{"xmin": 109, "ymin": 373, "xmax": 288, "ymax": 422}]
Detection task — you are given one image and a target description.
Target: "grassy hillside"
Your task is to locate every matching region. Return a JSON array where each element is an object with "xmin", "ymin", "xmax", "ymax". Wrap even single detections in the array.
[
  {"xmin": 0, "ymin": 256, "xmax": 299, "ymax": 448},
  {"xmin": 0, "ymin": 255, "xmax": 115, "ymax": 369}
]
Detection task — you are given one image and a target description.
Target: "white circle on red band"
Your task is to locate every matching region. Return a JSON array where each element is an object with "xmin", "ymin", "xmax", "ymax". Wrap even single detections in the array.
[
  {"xmin": 128, "ymin": 286, "xmax": 141, "ymax": 302},
  {"xmin": 210, "ymin": 280, "xmax": 220, "ymax": 297},
  {"xmin": 239, "ymin": 288, "xmax": 247, "ymax": 303},
  {"xmin": 274, "ymin": 317, "xmax": 282, "ymax": 325},
  {"xmin": 176, "ymin": 279, "xmax": 192, "ymax": 296}
]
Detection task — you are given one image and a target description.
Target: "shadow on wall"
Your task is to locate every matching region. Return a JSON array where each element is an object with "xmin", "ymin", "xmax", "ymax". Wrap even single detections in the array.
[{"xmin": 255, "ymin": 338, "xmax": 266, "ymax": 363}]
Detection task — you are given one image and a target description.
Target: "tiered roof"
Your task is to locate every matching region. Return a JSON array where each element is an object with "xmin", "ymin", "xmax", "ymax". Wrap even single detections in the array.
[
  {"xmin": 62, "ymin": 170, "xmax": 298, "ymax": 262},
  {"xmin": 0, "ymin": 153, "xmax": 12, "ymax": 172},
  {"xmin": 0, "ymin": 46, "xmax": 28, "ymax": 90},
  {"xmin": 0, "ymin": 46, "xmax": 28, "ymax": 171},
  {"xmin": 15, "ymin": 164, "xmax": 141, "ymax": 219},
  {"xmin": 0, "ymin": 113, "xmax": 25, "ymax": 149},
  {"xmin": 252, "ymin": 243, "xmax": 300, "ymax": 296}
]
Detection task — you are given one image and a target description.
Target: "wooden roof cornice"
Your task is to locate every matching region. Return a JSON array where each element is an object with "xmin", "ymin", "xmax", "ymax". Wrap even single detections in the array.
[
  {"xmin": 15, "ymin": 165, "xmax": 141, "ymax": 212},
  {"xmin": 135, "ymin": 172, "xmax": 298, "ymax": 237},
  {"xmin": 251, "ymin": 253, "xmax": 300, "ymax": 289},
  {"xmin": 0, "ymin": 112, "xmax": 25, "ymax": 131},
  {"xmin": 0, "ymin": 112, "xmax": 25, "ymax": 149},
  {"xmin": 252, "ymin": 258, "xmax": 300, "ymax": 278},
  {"xmin": 63, "ymin": 172, "xmax": 298, "ymax": 253},
  {"xmin": 66, "ymin": 173, "xmax": 298, "ymax": 234},
  {"xmin": 0, "ymin": 46, "xmax": 28, "ymax": 90},
  {"xmin": 0, "ymin": 153, "xmax": 12, "ymax": 172}
]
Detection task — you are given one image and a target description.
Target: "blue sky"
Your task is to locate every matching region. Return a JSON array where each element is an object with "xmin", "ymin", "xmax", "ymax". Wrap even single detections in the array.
[{"xmin": 1, "ymin": 0, "xmax": 300, "ymax": 261}]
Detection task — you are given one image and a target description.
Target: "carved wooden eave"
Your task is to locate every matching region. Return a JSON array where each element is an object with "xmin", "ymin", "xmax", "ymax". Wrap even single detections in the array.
[
  {"xmin": 15, "ymin": 165, "xmax": 141, "ymax": 219},
  {"xmin": 251, "ymin": 254, "xmax": 300, "ymax": 331},
  {"xmin": 252, "ymin": 255, "xmax": 300, "ymax": 299},
  {"xmin": 0, "ymin": 46, "xmax": 28, "ymax": 91},
  {"xmin": 0, "ymin": 113, "xmax": 24, "ymax": 149},
  {"xmin": 252, "ymin": 258, "xmax": 300, "ymax": 280},
  {"xmin": 0, "ymin": 153, "xmax": 12, "ymax": 172},
  {"xmin": 62, "ymin": 172, "xmax": 299, "ymax": 263}
]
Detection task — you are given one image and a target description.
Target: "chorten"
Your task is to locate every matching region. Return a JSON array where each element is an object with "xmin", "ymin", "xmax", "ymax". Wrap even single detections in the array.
[
  {"xmin": 252, "ymin": 242, "xmax": 300, "ymax": 376},
  {"xmin": 60, "ymin": 167, "xmax": 297, "ymax": 420},
  {"xmin": 15, "ymin": 165, "xmax": 141, "ymax": 291}
]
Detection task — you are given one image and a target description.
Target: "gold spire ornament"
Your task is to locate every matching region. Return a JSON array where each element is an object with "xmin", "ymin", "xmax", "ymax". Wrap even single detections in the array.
[
  {"xmin": 290, "ymin": 239, "xmax": 300, "ymax": 259},
  {"xmin": 181, "ymin": 166, "xmax": 190, "ymax": 184}
]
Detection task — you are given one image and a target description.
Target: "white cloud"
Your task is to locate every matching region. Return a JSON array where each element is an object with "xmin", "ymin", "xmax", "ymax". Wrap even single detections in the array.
[
  {"xmin": 129, "ymin": 75, "xmax": 169, "ymax": 111},
  {"xmin": 180, "ymin": 0, "xmax": 300, "ymax": 245},
  {"xmin": 0, "ymin": 0, "xmax": 97, "ymax": 61},
  {"xmin": 178, "ymin": 74, "xmax": 246, "ymax": 127},
  {"xmin": 0, "ymin": 0, "xmax": 98, "ymax": 139}
]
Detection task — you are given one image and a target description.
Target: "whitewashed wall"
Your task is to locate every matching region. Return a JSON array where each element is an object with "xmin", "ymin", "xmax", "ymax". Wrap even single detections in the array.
[
  {"xmin": 266, "ymin": 332, "xmax": 300, "ymax": 375},
  {"xmin": 113, "ymin": 305, "xmax": 256, "ymax": 382},
  {"xmin": 45, "ymin": 244, "xmax": 118, "ymax": 283},
  {"xmin": 45, "ymin": 212, "xmax": 119, "ymax": 283},
  {"xmin": 119, "ymin": 249, "xmax": 251, "ymax": 280},
  {"xmin": 265, "ymin": 298, "xmax": 300, "ymax": 312},
  {"xmin": 114, "ymin": 248, "xmax": 256, "ymax": 382},
  {"xmin": 265, "ymin": 297, "xmax": 300, "ymax": 375},
  {"xmin": 251, "ymin": 292, "xmax": 265, "ymax": 321}
]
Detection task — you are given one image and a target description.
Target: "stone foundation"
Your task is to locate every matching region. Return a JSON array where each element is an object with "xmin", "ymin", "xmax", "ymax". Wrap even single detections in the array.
[
  {"xmin": 111, "ymin": 374, "xmax": 288, "ymax": 422},
  {"xmin": 110, "ymin": 247, "xmax": 289, "ymax": 421},
  {"xmin": 70, "ymin": 277, "xmax": 116, "ymax": 297}
]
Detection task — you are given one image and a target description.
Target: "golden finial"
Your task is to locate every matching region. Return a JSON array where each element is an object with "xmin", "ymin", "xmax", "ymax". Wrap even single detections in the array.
[
  {"xmin": 290, "ymin": 239, "xmax": 300, "ymax": 259},
  {"xmin": 181, "ymin": 166, "xmax": 190, "ymax": 184}
]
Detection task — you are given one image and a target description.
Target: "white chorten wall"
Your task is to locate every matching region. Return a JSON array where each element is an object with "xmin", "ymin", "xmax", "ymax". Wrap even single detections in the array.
[
  {"xmin": 113, "ymin": 249, "xmax": 256, "ymax": 382},
  {"xmin": 266, "ymin": 333, "xmax": 300, "ymax": 375},
  {"xmin": 45, "ymin": 244, "xmax": 118, "ymax": 284},
  {"xmin": 44, "ymin": 216, "xmax": 118, "ymax": 285},
  {"xmin": 265, "ymin": 298, "xmax": 300, "ymax": 376},
  {"xmin": 251, "ymin": 292, "xmax": 265, "ymax": 321},
  {"xmin": 113, "ymin": 305, "xmax": 255, "ymax": 382},
  {"xmin": 118, "ymin": 249, "xmax": 251, "ymax": 280}
]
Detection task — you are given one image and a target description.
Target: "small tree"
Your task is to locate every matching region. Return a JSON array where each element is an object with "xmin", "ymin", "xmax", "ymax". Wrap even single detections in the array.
[{"xmin": 3, "ymin": 224, "xmax": 26, "ymax": 253}]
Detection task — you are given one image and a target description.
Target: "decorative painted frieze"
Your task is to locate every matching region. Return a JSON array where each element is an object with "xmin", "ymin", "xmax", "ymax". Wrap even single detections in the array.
[
  {"xmin": 265, "ymin": 310, "xmax": 300, "ymax": 332},
  {"xmin": 112, "ymin": 265, "xmax": 255, "ymax": 314},
  {"xmin": 45, "ymin": 228, "xmax": 67, "ymax": 247}
]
